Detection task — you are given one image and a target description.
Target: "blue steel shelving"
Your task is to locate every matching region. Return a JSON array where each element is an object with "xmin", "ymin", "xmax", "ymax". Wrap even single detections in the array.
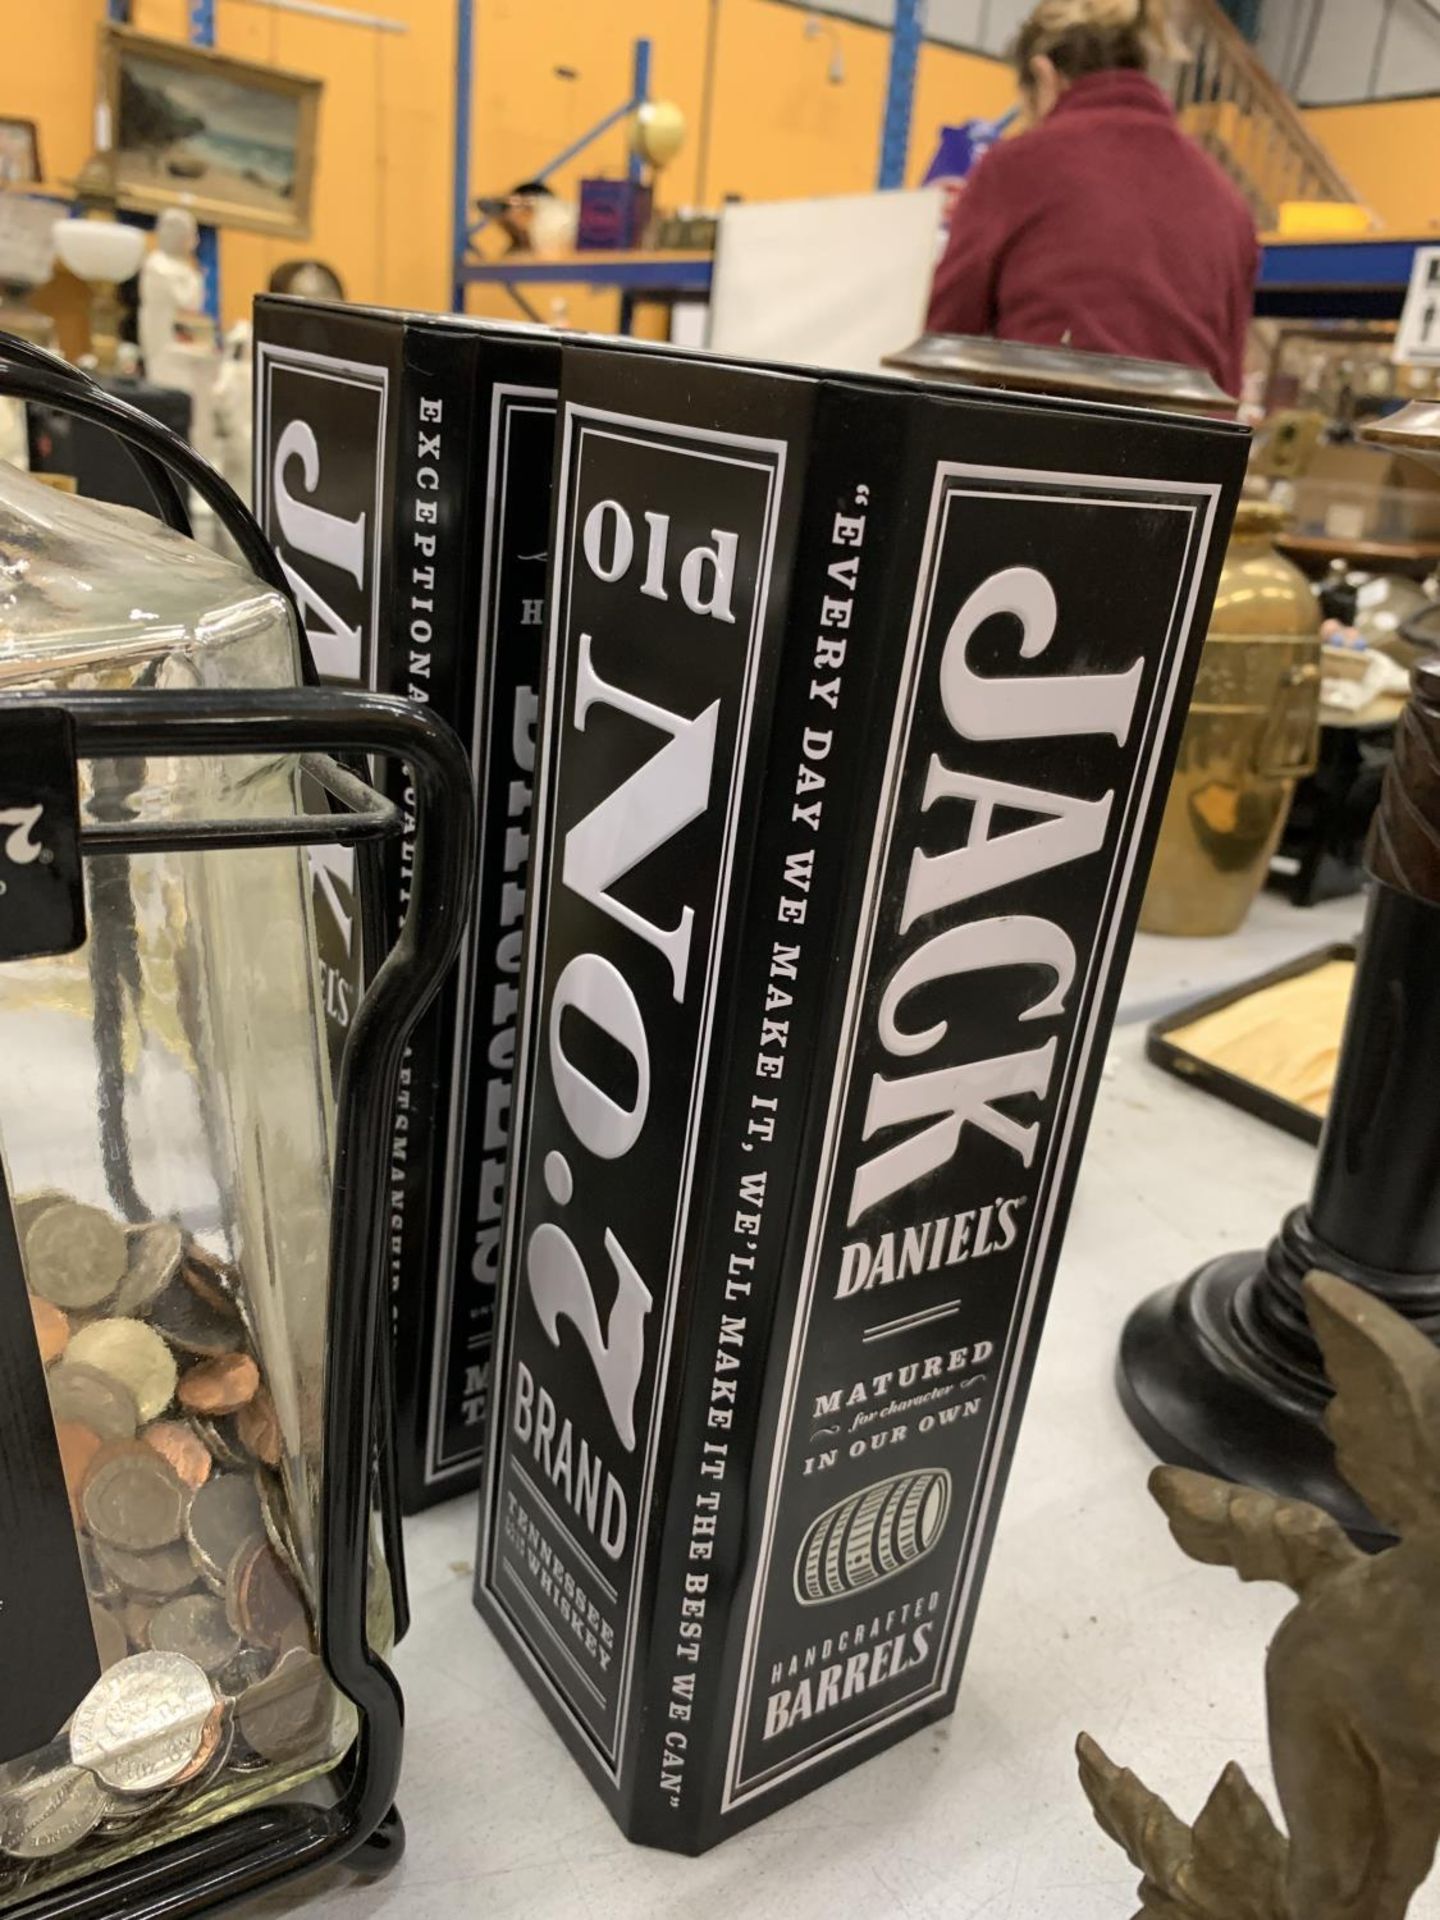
[
  {"xmin": 450, "ymin": 237, "xmax": 1431, "ymax": 331},
  {"xmin": 1255, "ymin": 236, "xmax": 1430, "ymax": 322}
]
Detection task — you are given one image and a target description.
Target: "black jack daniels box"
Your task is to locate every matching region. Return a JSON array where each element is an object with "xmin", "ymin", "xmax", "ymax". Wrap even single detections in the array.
[
  {"xmin": 474, "ymin": 339, "xmax": 1248, "ymax": 1850},
  {"xmin": 252, "ymin": 296, "xmax": 560, "ymax": 1509}
]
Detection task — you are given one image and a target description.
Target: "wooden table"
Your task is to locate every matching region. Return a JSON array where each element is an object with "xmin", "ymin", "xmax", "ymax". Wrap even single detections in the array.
[{"xmin": 1276, "ymin": 532, "xmax": 1440, "ymax": 578}]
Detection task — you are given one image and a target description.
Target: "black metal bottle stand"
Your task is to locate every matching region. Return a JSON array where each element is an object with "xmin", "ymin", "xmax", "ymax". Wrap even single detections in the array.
[
  {"xmin": 0, "ymin": 339, "xmax": 476, "ymax": 1914},
  {"xmin": 1119, "ymin": 658, "xmax": 1440, "ymax": 1547}
]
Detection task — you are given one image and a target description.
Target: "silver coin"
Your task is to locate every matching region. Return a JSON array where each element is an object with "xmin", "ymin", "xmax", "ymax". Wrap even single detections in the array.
[
  {"xmin": 12, "ymin": 1190, "xmax": 67, "ymax": 1236},
  {"xmin": 94, "ymin": 1538, "xmax": 199, "ymax": 1604},
  {"xmin": 149, "ymin": 1279, "xmax": 243, "ymax": 1359},
  {"xmin": 258, "ymin": 1473, "xmax": 307, "ymax": 1593},
  {"xmin": 0, "ymin": 1745, "xmax": 64, "ymax": 1801},
  {"xmin": 47, "ymin": 1362, "xmax": 138, "ymax": 1442},
  {"xmin": 0, "ymin": 1760, "xmax": 112, "ymax": 1859},
  {"xmin": 95, "ymin": 1786, "xmax": 182, "ymax": 1836},
  {"xmin": 66, "ymin": 1319, "xmax": 177, "ymax": 1425},
  {"xmin": 93, "ymin": 1805, "xmax": 150, "ymax": 1838},
  {"xmin": 82, "ymin": 1449, "xmax": 188, "ymax": 1553},
  {"xmin": 114, "ymin": 1222, "xmax": 183, "ymax": 1318},
  {"xmin": 214, "ymin": 1646, "xmax": 274, "ymax": 1699},
  {"xmin": 24, "ymin": 1202, "xmax": 126, "ymax": 1312},
  {"xmin": 69, "ymin": 1651, "xmax": 215, "ymax": 1796},
  {"xmin": 148, "ymin": 1595, "xmax": 241, "ymax": 1676},
  {"xmin": 186, "ymin": 1473, "xmax": 264, "ymax": 1589},
  {"xmin": 235, "ymin": 1651, "xmax": 331, "ymax": 1764}
]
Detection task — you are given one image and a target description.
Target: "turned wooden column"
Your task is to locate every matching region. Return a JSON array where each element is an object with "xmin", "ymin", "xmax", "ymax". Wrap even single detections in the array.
[{"xmin": 1119, "ymin": 561, "xmax": 1440, "ymax": 1546}]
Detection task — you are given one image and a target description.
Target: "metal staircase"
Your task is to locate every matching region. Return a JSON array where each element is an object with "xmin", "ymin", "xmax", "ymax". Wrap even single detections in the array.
[{"xmin": 1167, "ymin": 0, "xmax": 1364, "ymax": 228}]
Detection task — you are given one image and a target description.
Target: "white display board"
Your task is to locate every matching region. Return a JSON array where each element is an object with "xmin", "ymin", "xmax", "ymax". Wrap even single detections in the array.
[
  {"xmin": 1394, "ymin": 245, "xmax": 1440, "ymax": 368},
  {"xmin": 707, "ymin": 188, "xmax": 943, "ymax": 375}
]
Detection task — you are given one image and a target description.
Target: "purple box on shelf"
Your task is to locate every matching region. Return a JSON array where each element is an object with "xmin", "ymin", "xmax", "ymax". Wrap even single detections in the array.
[{"xmin": 577, "ymin": 178, "xmax": 653, "ymax": 251}]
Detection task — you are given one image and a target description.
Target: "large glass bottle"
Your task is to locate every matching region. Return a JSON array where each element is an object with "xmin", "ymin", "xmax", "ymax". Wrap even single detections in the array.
[{"xmin": 0, "ymin": 464, "xmax": 359, "ymax": 1902}]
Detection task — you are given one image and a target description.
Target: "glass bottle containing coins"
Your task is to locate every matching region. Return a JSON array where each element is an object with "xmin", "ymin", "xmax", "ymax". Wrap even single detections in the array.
[{"xmin": 0, "ymin": 462, "xmax": 381, "ymax": 1904}]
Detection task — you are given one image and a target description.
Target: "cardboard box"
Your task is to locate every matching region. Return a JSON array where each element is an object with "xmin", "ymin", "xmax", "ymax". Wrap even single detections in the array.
[
  {"xmin": 253, "ymin": 296, "xmax": 560, "ymax": 1510},
  {"xmin": 474, "ymin": 340, "xmax": 1247, "ymax": 1848}
]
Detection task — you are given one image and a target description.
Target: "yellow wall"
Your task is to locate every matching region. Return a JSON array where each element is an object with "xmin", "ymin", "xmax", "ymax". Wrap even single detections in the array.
[
  {"xmin": 0, "ymin": 0, "xmax": 1013, "ymax": 334},
  {"xmin": 1303, "ymin": 99, "xmax": 1440, "ymax": 236},
  {"xmin": 462, "ymin": 2, "xmax": 1012, "ymax": 327}
]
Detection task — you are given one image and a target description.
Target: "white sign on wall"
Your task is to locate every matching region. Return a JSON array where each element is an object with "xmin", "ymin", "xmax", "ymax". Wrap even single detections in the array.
[{"xmin": 1394, "ymin": 246, "xmax": 1440, "ymax": 367}]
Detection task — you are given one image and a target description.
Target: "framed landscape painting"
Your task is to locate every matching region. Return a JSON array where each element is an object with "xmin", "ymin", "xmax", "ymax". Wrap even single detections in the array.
[{"xmin": 100, "ymin": 27, "xmax": 321, "ymax": 239}]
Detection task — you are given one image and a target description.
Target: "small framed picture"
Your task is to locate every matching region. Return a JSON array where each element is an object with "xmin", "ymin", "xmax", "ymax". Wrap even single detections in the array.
[
  {"xmin": 101, "ymin": 27, "xmax": 321, "ymax": 239},
  {"xmin": 0, "ymin": 120, "xmax": 41, "ymax": 189}
]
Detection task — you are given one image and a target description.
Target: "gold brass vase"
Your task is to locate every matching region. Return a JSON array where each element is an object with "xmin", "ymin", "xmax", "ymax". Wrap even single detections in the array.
[{"xmin": 1140, "ymin": 500, "xmax": 1322, "ymax": 937}]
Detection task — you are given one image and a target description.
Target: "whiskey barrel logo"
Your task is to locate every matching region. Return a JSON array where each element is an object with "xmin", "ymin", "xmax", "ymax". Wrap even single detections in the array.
[{"xmin": 794, "ymin": 1468, "xmax": 952, "ymax": 1606}]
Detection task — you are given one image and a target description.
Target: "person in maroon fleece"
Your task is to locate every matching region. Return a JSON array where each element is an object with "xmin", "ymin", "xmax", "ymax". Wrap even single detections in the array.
[{"xmin": 926, "ymin": 0, "xmax": 1257, "ymax": 400}]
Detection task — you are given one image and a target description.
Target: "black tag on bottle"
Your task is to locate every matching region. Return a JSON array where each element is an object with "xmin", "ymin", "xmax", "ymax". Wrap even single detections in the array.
[
  {"xmin": 0, "ymin": 1182, "xmax": 100, "ymax": 1763},
  {"xmin": 0, "ymin": 706, "xmax": 85, "ymax": 963}
]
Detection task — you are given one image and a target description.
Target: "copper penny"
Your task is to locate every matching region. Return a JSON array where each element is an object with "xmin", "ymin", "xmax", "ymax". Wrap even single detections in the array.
[
  {"xmin": 233, "ymin": 1389, "xmax": 281, "ymax": 1468},
  {"xmin": 29, "ymin": 1297, "xmax": 68, "ymax": 1367},
  {"xmin": 178, "ymin": 1354, "xmax": 258, "ymax": 1417},
  {"xmin": 53, "ymin": 1423, "xmax": 102, "ymax": 1524},
  {"xmin": 143, "ymin": 1422, "xmax": 212, "ymax": 1492},
  {"xmin": 229, "ymin": 1541, "xmax": 306, "ymax": 1651},
  {"xmin": 172, "ymin": 1702, "xmax": 227, "ymax": 1785}
]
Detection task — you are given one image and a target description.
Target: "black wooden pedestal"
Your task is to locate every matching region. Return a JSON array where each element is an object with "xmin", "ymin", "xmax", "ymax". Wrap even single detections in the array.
[{"xmin": 1120, "ymin": 663, "xmax": 1440, "ymax": 1547}]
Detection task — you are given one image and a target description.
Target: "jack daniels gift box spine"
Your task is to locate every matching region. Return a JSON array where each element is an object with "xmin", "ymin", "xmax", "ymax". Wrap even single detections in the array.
[
  {"xmin": 474, "ymin": 339, "xmax": 1248, "ymax": 1852},
  {"xmin": 252, "ymin": 296, "xmax": 559, "ymax": 1510}
]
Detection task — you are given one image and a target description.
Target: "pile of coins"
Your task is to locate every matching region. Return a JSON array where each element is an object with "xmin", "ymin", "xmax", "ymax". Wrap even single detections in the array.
[{"xmin": 1, "ymin": 1193, "xmax": 338, "ymax": 1889}]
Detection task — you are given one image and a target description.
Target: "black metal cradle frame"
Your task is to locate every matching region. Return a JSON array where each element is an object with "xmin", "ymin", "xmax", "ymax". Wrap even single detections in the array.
[{"xmin": 0, "ymin": 340, "xmax": 475, "ymax": 1916}]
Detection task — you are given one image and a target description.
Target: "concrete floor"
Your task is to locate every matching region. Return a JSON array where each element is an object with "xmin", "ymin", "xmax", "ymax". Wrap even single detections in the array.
[{"xmin": 255, "ymin": 887, "xmax": 1440, "ymax": 1920}]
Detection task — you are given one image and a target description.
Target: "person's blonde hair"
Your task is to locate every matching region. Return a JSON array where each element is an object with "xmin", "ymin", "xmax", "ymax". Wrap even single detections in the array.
[{"xmin": 1013, "ymin": 0, "xmax": 1187, "ymax": 84}]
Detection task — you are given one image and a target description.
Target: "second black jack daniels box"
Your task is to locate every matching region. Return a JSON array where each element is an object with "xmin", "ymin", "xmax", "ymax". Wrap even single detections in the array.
[
  {"xmin": 475, "ymin": 340, "xmax": 1248, "ymax": 1850},
  {"xmin": 252, "ymin": 296, "xmax": 559, "ymax": 1509}
]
